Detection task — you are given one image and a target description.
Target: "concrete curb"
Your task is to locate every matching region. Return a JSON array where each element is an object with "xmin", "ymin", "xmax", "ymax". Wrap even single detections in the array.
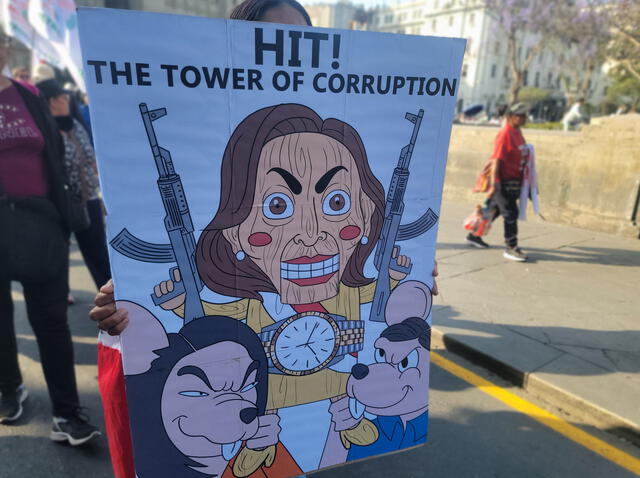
[{"xmin": 431, "ymin": 326, "xmax": 640, "ymax": 447}]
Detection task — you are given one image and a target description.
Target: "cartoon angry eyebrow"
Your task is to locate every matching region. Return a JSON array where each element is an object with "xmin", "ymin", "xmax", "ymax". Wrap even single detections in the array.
[
  {"xmin": 177, "ymin": 365, "xmax": 213, "ymax": 390},
  {"xmin": 267, "ymin": 165, "xmax": 348, "ymax": 195},
  {"xmin": 315, "ymin": 165, "xmax": 347, "ymax": 193},
  {"xmin": 177, "ymin": 361, "xmax": 260, "ymax": 392},
  {"xmin": 268, "ymin": 167, "xmax": 302, "ymax": 194}
]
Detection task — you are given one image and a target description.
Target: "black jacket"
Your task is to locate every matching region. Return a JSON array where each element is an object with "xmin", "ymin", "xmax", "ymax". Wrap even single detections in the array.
[{"xmin": 12, "ymin": 80, "xmax": 71, "ymax": 234}]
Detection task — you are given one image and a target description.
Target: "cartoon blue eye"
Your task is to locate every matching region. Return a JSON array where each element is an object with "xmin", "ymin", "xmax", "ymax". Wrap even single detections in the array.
[
  {"xmin": 323, "ymin": 190, "xmax": 351, "ymax": 216},
  {"xmin": 240, "ymin": 381, "xmax": 258, "ymax": 393},
  {"xmin": 263, "ymin": 193, "xmax": 294, "ymax": 219},
  {"xmin": 179, "ymin": 390, "xmax": 209, "ymax": 397},
  {"xmin": 398, "ymin": 349, "xmax": 419, "ymax": 373},
  {"xmin": 374, "ymin": 348, "xmax": 386, "ymax": 364}
]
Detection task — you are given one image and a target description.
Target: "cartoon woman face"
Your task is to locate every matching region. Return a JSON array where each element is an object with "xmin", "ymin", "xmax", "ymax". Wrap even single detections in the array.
[
  {"xmin": 161, "ymin": 341, "xmax": 260, "ymax": 457},
  {"xmin": 223, "ymin": 132, "xmax": 375, "ymax": 305}
]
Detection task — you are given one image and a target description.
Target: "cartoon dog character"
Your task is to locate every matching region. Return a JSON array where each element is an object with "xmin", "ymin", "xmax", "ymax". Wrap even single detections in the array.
[
  {"xmin": 118, "ymin": 301, "xmax": 301, "ymax": 478},
  {"xmin": 320, "ymin": 281, "xmax": 432, "ymax": 466}
]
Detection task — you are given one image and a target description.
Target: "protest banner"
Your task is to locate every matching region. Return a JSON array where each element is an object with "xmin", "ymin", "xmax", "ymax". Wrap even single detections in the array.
[
  {"xmin": 1, "ymin": 0, "xmax": 84, "ymax": 88},
  {"xmin": 78, "ymin": 7, "xmax": 464, "ymax": 477}
]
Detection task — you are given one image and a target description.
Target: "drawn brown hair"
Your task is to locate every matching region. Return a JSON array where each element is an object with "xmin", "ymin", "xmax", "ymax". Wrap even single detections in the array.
[{"xmin": 196, "ymin": 104, "xmax": 385, "ymax": 300}]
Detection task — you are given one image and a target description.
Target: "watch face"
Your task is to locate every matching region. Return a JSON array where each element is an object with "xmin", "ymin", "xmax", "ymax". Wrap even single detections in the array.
[{"xmin": 271, "ymin": 313, "xmax": 340, "ymax": 376}]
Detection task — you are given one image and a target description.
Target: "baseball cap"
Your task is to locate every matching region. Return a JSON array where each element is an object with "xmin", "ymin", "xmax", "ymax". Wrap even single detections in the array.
[
  {"xmin": 36, "ymin": 79, "xmax": 66, "ymax": 101},
  {"xmin": 507, "ymin": 102, "xmax": 529, "ymax": 116}
]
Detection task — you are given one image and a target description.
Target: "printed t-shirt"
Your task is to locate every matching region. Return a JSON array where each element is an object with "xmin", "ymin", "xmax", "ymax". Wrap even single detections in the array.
[
  {"xmin": 491, "ymin": 123, "xmax": 527, "ymax": 180},
  {"xmin": 0, "ymin": 84, "xmax": 47, "ymax": 196}
]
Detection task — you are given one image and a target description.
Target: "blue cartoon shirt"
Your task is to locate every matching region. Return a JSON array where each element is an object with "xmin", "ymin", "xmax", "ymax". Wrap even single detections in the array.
[{"xmin": 347, "ymin": 410, "xmax": 428, "ymax": 461}]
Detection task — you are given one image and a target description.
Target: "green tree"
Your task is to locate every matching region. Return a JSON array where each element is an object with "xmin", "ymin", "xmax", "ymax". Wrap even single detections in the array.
[
  {"xmin": 518, "ymin": 86, "xmax": 550, "ymax": 106},
  {"xmin": 606, "ymin": 75, "xmax": 640, "ymax": 111}
]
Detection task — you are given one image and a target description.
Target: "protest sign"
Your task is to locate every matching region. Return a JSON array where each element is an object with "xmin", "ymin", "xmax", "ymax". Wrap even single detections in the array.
[{"xmin": 78, "ymin": 7, "xmax": 464, "ymax": 477}]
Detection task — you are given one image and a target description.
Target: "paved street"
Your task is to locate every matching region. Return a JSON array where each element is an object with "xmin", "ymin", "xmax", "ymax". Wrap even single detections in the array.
[{"xmin": 1, "ymin": 199, "xmax": 639, "ymax": 477}]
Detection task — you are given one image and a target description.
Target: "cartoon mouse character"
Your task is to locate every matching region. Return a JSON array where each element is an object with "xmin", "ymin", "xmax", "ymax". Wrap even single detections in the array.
[
  {"xmin": 117, "ymin": 301, "xmax": 302, "ymax": 478},
  {"xmin": 320, "ymin": 281, "xmax": 432, "ymax": 466}
]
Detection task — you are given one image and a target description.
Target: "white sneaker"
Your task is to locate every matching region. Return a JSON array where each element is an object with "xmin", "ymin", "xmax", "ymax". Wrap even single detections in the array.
[{"xmin": 503, "ymin": 247, "xmax": 528, "ymax": 262}]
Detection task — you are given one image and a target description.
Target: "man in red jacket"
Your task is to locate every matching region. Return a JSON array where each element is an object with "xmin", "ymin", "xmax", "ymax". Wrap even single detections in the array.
[{"xmin": 466, "ymin": 102, "xmax": 530, "ymax": 262}]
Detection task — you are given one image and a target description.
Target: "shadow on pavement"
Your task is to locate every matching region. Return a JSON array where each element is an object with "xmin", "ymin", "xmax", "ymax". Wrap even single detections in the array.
[
  {"xmin": 436, "ymin": 242, "xmax": 640, "ymax": 267},
  {"xmin": 525, "ymin": 246, "xmax": 640, "ymax": 267},
  {"xmin": 434, "ymin": 306, "xmax": 640, "ymax": 376}
]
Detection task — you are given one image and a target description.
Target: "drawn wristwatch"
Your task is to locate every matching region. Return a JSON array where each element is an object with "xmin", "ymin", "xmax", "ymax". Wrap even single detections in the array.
[{"xmin": 259, "ymin": 311, "xmax": 364, "ymax": 376}]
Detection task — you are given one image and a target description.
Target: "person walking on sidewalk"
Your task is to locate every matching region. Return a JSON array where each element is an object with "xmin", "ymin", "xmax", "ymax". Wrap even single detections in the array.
[
  {"xmin": 466, "ymin": 102, "xmax": 530, "ymax": 262},
  {"xmin": 0, "ymin": 29, "xmax": 100, "ymax": 445}
]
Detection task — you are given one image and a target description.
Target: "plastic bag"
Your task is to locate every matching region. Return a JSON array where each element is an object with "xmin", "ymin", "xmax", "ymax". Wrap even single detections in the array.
[{"xmin": 463, "ymin": 204, "xmax": 493, "ymax": 237}]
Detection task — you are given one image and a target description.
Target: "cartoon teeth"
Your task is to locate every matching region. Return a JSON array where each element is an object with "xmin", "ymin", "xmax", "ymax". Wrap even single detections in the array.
[{"xmin": 280, "ymin": 255, "xmax": 339, "ymax": 279}]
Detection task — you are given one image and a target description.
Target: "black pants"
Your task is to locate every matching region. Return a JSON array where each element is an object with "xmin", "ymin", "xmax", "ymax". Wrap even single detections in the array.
[
  {"xmin": 490, "ymin": 180, "xmax": 521, "ymax": 248},
  {"xmin": 74, "ymin": 198, "xmax": 111, "ymax": 289},
  {"xmin": 0, "ymin": 258, "xmax": 80, "ymax": 418}
]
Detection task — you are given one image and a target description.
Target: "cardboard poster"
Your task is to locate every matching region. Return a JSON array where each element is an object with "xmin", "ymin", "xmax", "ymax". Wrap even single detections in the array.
[{"xmin": 78, "ymin": 7, "xmax": 464, "ymax": 477}]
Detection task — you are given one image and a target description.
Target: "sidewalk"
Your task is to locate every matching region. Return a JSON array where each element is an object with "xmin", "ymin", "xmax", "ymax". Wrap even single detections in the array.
[{"xmin": 433, "ymin": 199, "xmax": 640, "ymax": 443}]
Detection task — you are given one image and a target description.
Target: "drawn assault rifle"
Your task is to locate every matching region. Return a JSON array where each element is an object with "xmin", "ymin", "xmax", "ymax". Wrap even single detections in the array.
[
  {"xmin": 369, "ymin": 109, "xmax": 439, "ymax": 322},
  {"xmin": 109, "ymin": 103, "xmax": 204, "ymax": 324}
]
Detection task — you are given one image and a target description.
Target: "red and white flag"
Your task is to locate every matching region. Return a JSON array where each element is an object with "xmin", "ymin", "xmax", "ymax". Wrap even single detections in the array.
[{"xmin": 97, "ymin": 332, "xmax": 135, "ymax": 478}]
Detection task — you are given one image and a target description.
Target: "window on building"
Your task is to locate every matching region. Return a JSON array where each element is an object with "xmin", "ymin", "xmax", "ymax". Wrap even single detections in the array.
[
  {"xmin": 517, "ymin": 47, "xmax": 522, "ymax": 58},
  {"xmin": 491, "ymin": 64, "xmax": 497, "ymax": 78},
  {"xmin": 432, "ymin": 18, "xmax": 437, "ymax": 30},
  {"xmin": 534, "ymin": 71, "xmax": 540, "ymax": 87},
  {"xmin": 547, "ymin": 72, "xmax": 552, "ymax": 86},
  {"xmin": 538, "ymin": 51, "xmax": 543, "ymax": 63},
  {"xmin": 413, "ymin": 9, "xmax": 422, "ymax": 19},
  {"xmin": 385, "ymin": 14, "xmax": 393, "ymax": 23},
  {"xmin": 449, "ymin": 16, "xmax": 454, "ymax": 26},
  {"xmin": 434, "ymin": 0, "xmax": 439, "ymax": 9},
  {"xmin": 462, "ymin": 64, "xmax": 468, "ymax": 77},
  {"xmin": 469, "ymin": 13, "xmax": 475, "ymax": 26},
  {"xmin": 603, "ymin": 86, "xmax": 608, "ymax": 95},
  {"xmin": 503, "ymin": 66, "xmax": 509, "ymax": 78},
  {"xmin": 523, "ymin": 70, "xmax": 528, "ymax": 86},
  {"xmin": 397, "ymin": 27, "xmax": 405, "ymax": 34},
  {"xmin": 556, "ymin": 76, "xmax": 561, "ymax": 89},
  {"xmin": 525, "ymin": 47, "xmax": 531, "ymax": 59},
  {"xmin": 494, "ymin": 41, "xmax": 500, "ymax": 54}
]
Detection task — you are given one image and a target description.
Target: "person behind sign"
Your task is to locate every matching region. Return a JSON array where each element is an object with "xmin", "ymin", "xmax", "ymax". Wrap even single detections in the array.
[
  {"xmin": 465, "ymin": 102, "xmax": 530, "ymax": 262},
  {"xmin": 36, "ymin": 78, "xmax": 111, "ymax": 293},
  {"xmin": 0, "ymin": 28, "xmax": 100, "ymax": 444}
]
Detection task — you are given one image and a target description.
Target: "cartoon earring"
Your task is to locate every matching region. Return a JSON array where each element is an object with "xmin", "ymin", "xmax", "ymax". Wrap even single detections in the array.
[
  {"xmin": 360, "ymin": 236, "xmax": 369, "ymax": 245},
  {"xmin": 235, "ymin": 250, "xmax": 246, "ymax": 261}
]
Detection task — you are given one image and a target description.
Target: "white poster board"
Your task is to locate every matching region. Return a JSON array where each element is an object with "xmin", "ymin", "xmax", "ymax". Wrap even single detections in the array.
[{"xmin": 79, "ymin": 7, "xmax": 464, "ymax": 477}]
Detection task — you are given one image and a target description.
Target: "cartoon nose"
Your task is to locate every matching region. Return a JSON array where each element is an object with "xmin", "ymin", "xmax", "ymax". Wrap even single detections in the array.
[
  {"xmin": 351, "ymin": 363, "xmax": 369, "ymax": 380},
  {"xmin": 239, "ymin": 407, "xmax": 258, "ymax": 424}
]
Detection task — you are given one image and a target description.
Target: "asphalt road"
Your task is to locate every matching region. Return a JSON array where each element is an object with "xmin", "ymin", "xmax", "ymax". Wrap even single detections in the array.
[{"xmin": 1, "ymin": 250, "xmax": 638, "ymax": 478}]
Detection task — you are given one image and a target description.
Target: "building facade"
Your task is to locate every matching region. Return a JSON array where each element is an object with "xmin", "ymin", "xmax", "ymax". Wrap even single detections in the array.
[
  {"xmin": 77, "ymin": 0, "xmax": 240, "ymax": 18},
  {"xmin": 305, "ymin": 0, "xmax": 609, "ymax": 118}
]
